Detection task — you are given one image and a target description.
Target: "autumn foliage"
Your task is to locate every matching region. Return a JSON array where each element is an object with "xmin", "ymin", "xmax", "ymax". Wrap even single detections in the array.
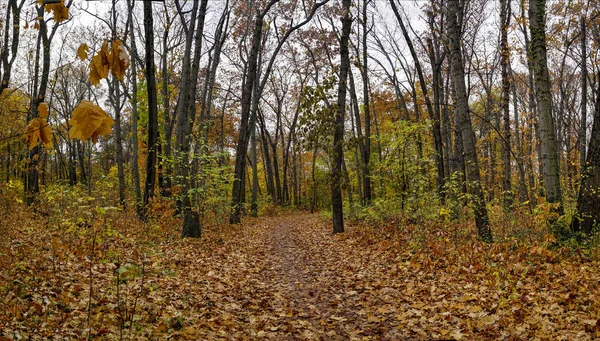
[
  {"xmin": 23, "ymin": 102, "xmax": 52, "ymax": 150},
  {"xmin": 68, "ymin": 100, "xmax": 114, "ymax": 143},
  {"xmin": 86, "ymin": 40, "xmax": 130, "ymax": 85},
  {"xmin": 24, "ymin": 118, "xmax": 52, "ymax": 150},
  {"xmin": 43, "ymin": 0, "xmax": 68, "ymax": 23}
]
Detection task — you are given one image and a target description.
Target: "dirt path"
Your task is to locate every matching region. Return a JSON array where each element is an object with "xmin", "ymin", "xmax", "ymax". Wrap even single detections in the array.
[{"xmin": 225, "ymin": 214, "xmax": 407, "ymax": 340}]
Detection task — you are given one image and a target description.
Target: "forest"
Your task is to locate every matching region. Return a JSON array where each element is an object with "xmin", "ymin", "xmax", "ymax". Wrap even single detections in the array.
[{"xmin": 2, "ymin": 0, "xmax": 600, "ymax": 339}]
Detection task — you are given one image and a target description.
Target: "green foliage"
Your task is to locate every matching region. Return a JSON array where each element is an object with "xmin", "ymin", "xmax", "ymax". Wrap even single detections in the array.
[
  {"xmin": 298, "ymin": 74, "xmax": 337, "ymax": 154},
  {"xmin": 363, "ymin": 119, "xmax": 437, "ymax": 221},
  {"xmin": 167, "ymin": 140, "xmax": 232, "ymax": 226}
]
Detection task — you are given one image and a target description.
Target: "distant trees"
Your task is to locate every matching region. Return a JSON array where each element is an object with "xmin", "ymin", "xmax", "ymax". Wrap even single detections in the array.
[
  {"xmin": 3, "ymin": 0, "xmax": 600, "ymax": 241},
  {"xmin": 229, "ymin": 0, "xmax": 329, "ymax": 224}
]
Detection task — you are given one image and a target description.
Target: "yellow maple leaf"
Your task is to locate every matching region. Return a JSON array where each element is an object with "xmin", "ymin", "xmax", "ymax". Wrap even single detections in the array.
[
  {"xmin": 88, "ymin": 41, "xmax": 112, "ymax": 86},
  {"xmin": 38, "ymin": 102, "xmax": 49, "ymax": 118},
  {"xmin": 24, "ymin": 118, "xmax": 52, "ymax": 150},
  {"xmin": 45, "ymin": 0, "xmax": 69, "ymax": 23},
  {"xmin": 77, "ymin": 44, "xmax": 89, "ymax": 61},
  {"xmin": 88, "ymin": 64, "xmax": 102, "ymax": 86},
  {"xmin": 69, "ymin": 100, "xmax": 114, "ymax": 143},
  {"xmin": 110, "ymin": 40, "xmax": 130, "ymax": 82}
]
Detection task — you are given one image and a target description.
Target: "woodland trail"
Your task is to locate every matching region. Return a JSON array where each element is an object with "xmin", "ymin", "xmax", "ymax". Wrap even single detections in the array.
[
  {"xmin": 160, "ymin": 213, "xmax": 600, "ymax": 340},
  {"xmin": 247, "ymin": 214, "xmax": 407, "ymax": 340},
  {"xmin": 186, "ymin": 213, "xmax": 409, "ymax": 340},
  {"xmin": 4, "ymin": 211, "xmax": 600, "ymax": 340}
]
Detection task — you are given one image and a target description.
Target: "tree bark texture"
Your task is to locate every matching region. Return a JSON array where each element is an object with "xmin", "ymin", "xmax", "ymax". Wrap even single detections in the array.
[
  {"xmin": 143, "ymin": 1, "xmax": 160, "ymax": 217},
  {"xmin": 573, "ymin": 73, "xmax": 600, "ymax": 234},
  {"xmin": 332, "ymin": 0, "xmax": 351, "ymax": 234},
  {"xmin": 500, "ymin": 0, "xmax": 512, "ymax": 209},
  {"xmin": 528, "ymin": 0, "xmax": 563, "ymax": 211},
  {"xmin": 447, "ymin": 0, "xmax": 492, "ymax": 242}
]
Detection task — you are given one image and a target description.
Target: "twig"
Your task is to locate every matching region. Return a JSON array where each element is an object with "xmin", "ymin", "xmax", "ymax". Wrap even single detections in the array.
[
  {"xmin": 128, "ymin": 253, "xmax": 145, "ymax": 330},
  {"xmin": 116, "ymin": 255, "xmax": 123, "ymax": 340},
  {"xmin": 0, "ymin": 123, "xmax": 52, "ymax": 144},
  {"xmin": 86, "ymin": 226, "xmax": 97, "ymax": 340}
]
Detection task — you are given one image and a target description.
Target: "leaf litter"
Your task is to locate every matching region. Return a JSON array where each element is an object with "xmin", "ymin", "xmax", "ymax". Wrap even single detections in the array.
[{"xmin": 1, "ymin": 207, "xmax": 600, "ymax": 340}]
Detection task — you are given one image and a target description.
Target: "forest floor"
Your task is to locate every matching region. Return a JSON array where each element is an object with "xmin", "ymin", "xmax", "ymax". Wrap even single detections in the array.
[{"xmin": 2, "ymin": 204, "xmax": 600, "ymax": 340}]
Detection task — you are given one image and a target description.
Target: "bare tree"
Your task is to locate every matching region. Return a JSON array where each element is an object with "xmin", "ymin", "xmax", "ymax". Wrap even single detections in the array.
[{"xmin": 0, "ymin": 0, "xmax": 26, "ymax": 93}]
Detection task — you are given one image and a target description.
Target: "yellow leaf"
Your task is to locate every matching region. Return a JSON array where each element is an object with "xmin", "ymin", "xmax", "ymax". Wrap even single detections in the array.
[
  {"xmin": 77, "ymin": 43, "xmax": 89, "ymax": 61},
  {"xmin": 45, "ymin": 0, "xmax": 69, "ymax": 23},
  {"xmin": 69, "ymin": 100, "xmax": 114, "ymax": 143},
  {"xmin": 110, "ymin": 40, "xmax": 130, "ymax": 82},
  {"xmin": 24, "ymin": 118, "xmax": 52, "ymax": 150},
  {"xmin": 88, "ymin": 63, "xmax": 102, "ymax": 86},
  {"xmin": 89, "ymin": 41, "xmax": 112, "ymax": 85},
  {"xmin": 38, "ymin": 102, "xmax": 48, "ymax": 118}
]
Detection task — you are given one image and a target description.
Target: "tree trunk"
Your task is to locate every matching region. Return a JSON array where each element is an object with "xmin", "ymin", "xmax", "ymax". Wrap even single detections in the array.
[
  {"xmin": 528, "ymin": 0, "xmax": 563, "ymax": 212},
  {"xmin": 348, "ymin": 71, "xmax": 364, "ymax": 204},
  {"xmin": 230, "ymin": 11, "xmax": 264, "ymax": 224},
  {"xmin": 447, "ymin": 0, "xmax": 492, "ymax": 242},
  {"xmin": 175, "ymin": 0, "xmax": 208, "ymax": 237},
  {"xmin": 77, "ymin": 140, "xmax": 87, "ymax": 185},
  {"xmin": 251, "ymin": 124, "xmax": 259, "ymax": 217},
  {"xmin": 258, "ymin": 112, "xmax": 275, "ymax": 200},
  {"xmin": 128, "ymin": 0, "xmax": 142, "ymax": 214},
  {"xmin": 110, "ymin": 78, "xmax": 126, "ymax": 207},
  {"xmin": 160, "ymin": 16, "xmax": 172, "ymax": 197},
  {"xmin": 520, "ymin": 1, "xmax": 538, "ymax": 201},
  {"xmin": 512, "ymin": 72, "xmax": 529, "ymax": 204},
  {"xmin": 500, "ymin": 0, "xmax": 512, "ymax": 209},
  {"xmin": 310, "ymin": 143, "xmax": 318, "ymax": 213},
  {"xmin": 579, "ymin": 16, "xmax": 588, "ymax": 174},
  {"xmin": 0, "ymin": 0, "xmax": 25, "ymax": 93},
  {"xmin": 573, "ymin": 73, "xmax": 600, "ymax": 235},
  {"xmin": 332, "ymin": 0, "xmax": 351, "ymax": 234},
  {"xmin": 282, "ymin": 81, "xmax": 305, "ymax": 206},
  {"xmin": 143, "ymin": 1, "xmax": 160, "ymax": 217},
  {"xmin": 26, "ymin": 2, "xmax": 56, "ymax": 205},
  {"xmin": 360, "ymin": 0, "xmax": 372, "ymax": 204}
]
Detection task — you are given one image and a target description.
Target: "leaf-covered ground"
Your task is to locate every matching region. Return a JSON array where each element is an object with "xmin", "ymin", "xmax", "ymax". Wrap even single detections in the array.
[{"xmin": 2, "ymin": 206, "xmax": 600, "ymax": 340}]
